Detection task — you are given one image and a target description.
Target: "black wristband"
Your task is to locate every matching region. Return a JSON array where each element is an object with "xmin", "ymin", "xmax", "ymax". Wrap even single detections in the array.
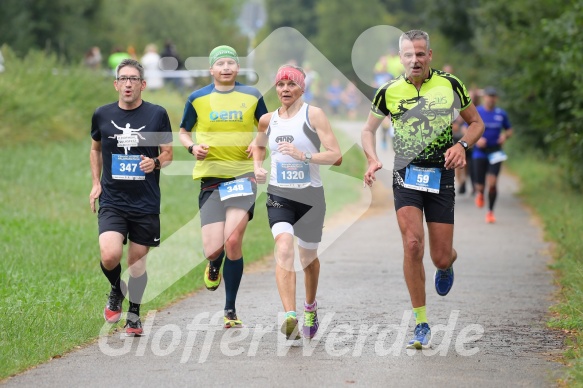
[
  {"xmin": 188, "ymin": 144, "xmax": 195, "ymax": 154},
  {"xmin": 457, "ymin": 140, "xmax": 468, "ymax": 150}
]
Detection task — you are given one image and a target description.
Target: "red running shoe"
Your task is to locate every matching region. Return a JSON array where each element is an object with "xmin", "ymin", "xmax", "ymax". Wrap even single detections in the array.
[
  {"xmin": 124, "ymin": 313, "xmax": 143, "ymax": 336},
  {"xmin": 103, "ymin": 282, "xmax": 126, "ymax": 323},
  {"xmin": 475, "ymin": 192, "xmax": 484, "ymax": 208},
  {"xmin": 486, "ymin": 211, "xmax": 496, "ymax": 224}
]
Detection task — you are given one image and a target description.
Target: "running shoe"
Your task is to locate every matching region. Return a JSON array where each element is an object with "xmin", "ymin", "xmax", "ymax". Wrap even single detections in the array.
[
  {"xmin": 475, "ymin": 192, "xmax": 484, "ymax": 208},
  {"xmin": 281, "ymin": 316, "xmax": 301, "ymax": 340},
  {"xmin": 406, "ymin": 323, "xmax": 431, "ymax": 349},
  {"xmin": 103, "ymin": 282, "xmax": 126, "ymax": 323},
  {"xmin": 303, "ymin": 309, "xmax": 319, "ymax": 339},
  {"xmin": 224, "ymin": 309, "xmax": 243, "ymax": 328},
  {"xmin": 458, "ymin": 183, "xmax": 466, "ymax": 195},
  {"xmin": 434, "ymin": 266, "xmax": 455, "ymax": 296},
  {"xmin": 486, "ymin": 211, "xmax": 496, "ymax": 224},
  {"xmin": 124, "ymin": 313, "xmax": 143, "ymax": 336},
  {"xmin": 204, "ymin": 261, "xmax": 221, "ymax": 291}
]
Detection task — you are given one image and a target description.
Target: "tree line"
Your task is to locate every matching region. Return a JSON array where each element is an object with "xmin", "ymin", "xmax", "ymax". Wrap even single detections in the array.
[{"xmin": 0, "ymin": 0, "xmax": 245, "ymax": 66}]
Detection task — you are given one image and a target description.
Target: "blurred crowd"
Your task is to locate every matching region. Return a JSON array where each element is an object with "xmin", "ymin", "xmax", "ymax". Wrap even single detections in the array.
[{"xmin": 82, "ymin": 40, "xmax": 185, "ymax": 92}]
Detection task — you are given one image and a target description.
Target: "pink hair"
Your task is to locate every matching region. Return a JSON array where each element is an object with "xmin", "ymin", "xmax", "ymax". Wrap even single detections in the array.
[{"xmin": 275, "ymin": 66, "xmax": 306, "ymax": 90}]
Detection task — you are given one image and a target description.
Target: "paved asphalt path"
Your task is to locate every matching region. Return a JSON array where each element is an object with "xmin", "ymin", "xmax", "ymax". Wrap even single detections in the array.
[{"xmin": 3, "ymin": 121, "xmax": 565, "ymax": 387}]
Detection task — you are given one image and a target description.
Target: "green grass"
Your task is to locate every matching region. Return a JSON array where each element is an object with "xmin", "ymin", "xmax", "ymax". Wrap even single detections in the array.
[
  {"xmin": 0, "ymin": 51, "xmax": 366, "ymax": 378},
  {"xmin": 506, "ymin": 143, "xmax": 583, "ymax": 385},
  {"xmin": 0, "ymin": 47, "xmax": 113, "ymax": 145}
]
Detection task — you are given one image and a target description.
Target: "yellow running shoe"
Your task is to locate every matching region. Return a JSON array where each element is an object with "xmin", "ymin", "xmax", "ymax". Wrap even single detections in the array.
[
  {"xmin": 280, "ymin": 315, "xmax": 301, "ymax": 340},
  {"xmin": 224, "ymin": 309, "xmax": 243, "ymax": 328},
  {"xmin": 204, "ymin": 262, "xmax": 221, "ymax": 291}
]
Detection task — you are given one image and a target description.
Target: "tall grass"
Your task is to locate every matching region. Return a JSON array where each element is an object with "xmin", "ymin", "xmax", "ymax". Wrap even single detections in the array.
[
  {"xmin": 0, "ymin": 46, "xmax": 113, "ymax": 144},
  {"xmin": 0, "ymin": 47, "xmax": 366, "ymax": 379},
  {"xmin": 506, "ymin": 142, "xmax": 583, "ymax": 384}
]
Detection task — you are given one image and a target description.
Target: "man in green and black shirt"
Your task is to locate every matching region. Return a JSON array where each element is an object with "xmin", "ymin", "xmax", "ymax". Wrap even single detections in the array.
[{"xmin": 361, "ymin": 30, "xmax": 484, "ymax": 350}]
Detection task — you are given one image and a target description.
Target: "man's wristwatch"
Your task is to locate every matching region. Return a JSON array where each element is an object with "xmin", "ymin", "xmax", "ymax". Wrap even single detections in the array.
[
  {"xmin": 188, "ymin": 144, "xmax": 195, "ymax": 155},
  {"xmin": 153, "ymin": 158, "xmax": 161, "ymax": 169},
  {"xmin": 304, "ymin": 151, "xmax": 312, "ymax": 164},
  {"xmin": 457, "ymin": 140, "xmax": 468, "ymax": 151}
]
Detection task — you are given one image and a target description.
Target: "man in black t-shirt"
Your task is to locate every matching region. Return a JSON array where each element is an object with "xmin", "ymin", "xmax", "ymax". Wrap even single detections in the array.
[{"xmin": 89, "ymin": 58, "xmax": 173, "ymax": 336}]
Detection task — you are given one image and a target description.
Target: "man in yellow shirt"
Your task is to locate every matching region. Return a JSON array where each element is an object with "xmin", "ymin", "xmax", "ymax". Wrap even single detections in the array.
[{"xmin": 179, "ymin": 46, "xmax": 268, "ymax": 328}]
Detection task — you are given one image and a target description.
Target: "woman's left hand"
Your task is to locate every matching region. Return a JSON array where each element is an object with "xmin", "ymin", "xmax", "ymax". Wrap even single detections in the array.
[{"xmin": 277, "ymin": 141, "xmax": 303, "ymax": 161}]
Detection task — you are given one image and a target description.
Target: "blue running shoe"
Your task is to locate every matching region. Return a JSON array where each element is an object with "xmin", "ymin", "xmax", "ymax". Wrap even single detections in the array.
[
  {"xmin": 406, "ymin": 323, "xmax": 431, "ymax": 349},
  {"xmin": 434, "ymin": 266, "xmax": 454, "ymax": 296}
]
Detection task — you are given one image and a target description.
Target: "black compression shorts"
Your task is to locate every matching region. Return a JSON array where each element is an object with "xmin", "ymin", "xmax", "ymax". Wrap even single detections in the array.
[{"xmin": 266, "ymin": 185, "xmax": 326, "ymax": 243}]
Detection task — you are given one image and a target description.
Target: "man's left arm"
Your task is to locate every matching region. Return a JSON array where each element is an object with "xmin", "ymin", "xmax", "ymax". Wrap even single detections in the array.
[
  {"xmin": 459, "ymin": 104, "xmax": 485, "ymax": 148},
  {"xmin": 444, "ymin": 104, "xmax": 484, "ymax": 169},
  {"xmin": 157, "ymin": 143, "xmax": 173, "ymax": 168},
  {"xmin": 248, "ymin": 96, "xmax": 269, "ymax": 158},
  {"xmin": 499, "ymin": 111, "xmax": 513, "ymax": 145},
  {"xmin": 156, "ymin": 113, "xmax": 174, "ymax": 169},
  {"xmin": 140, "ymin": 111, "xmax": 174, "ymax": 173}
]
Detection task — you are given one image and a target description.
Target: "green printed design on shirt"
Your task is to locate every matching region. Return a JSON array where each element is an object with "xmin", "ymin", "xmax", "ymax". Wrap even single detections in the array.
[{"xmin": 372, "ymin": 69, "xmax": 471, "ymax": 167}]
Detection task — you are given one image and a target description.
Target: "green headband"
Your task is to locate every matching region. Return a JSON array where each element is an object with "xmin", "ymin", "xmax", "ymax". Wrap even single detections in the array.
[{"xmin": 209, "ymin": 45, "xmax": 239, "ymax": 66}]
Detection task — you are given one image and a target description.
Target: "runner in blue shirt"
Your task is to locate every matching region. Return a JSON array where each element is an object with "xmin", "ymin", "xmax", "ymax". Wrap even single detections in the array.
[{"xmin": 473, "ymin": 87, "xmax": 513, "ymax": 223}]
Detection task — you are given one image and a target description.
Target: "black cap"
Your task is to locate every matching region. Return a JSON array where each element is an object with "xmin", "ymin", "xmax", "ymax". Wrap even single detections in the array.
[{"xmin": 484, "ymin": 86, "xmax": 498, "ymax": 96}]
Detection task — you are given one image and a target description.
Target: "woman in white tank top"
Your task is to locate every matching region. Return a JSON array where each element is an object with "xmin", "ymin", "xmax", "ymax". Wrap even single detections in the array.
[{"xmin": 252, "ymin": 65, "xmax": 342, "ymax": 340}]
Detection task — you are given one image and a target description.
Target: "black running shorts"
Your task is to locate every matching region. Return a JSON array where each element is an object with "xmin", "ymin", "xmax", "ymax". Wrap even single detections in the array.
[
  {"xmin": 98, "ymin": 206, "xmax": 161, "ymax": 247},
  {"xmin": 392, "ymin": 166, "xmax": 455, "ymax": 224},
  {"xmin": 473, "ymin": 157, "xmax": 502, "ymax": 185}
]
